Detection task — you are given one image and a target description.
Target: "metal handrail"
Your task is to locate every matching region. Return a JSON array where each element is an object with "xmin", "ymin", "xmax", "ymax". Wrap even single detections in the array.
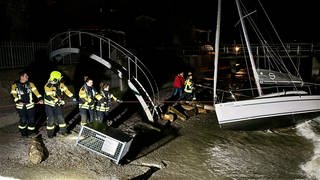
[
  {"xmin": 48, "ymin": 31, "xmax": 160, "ymax": 118},
  {"xmin": 182, "ymin": 43, "xmax": 320, "ymax": 56}
]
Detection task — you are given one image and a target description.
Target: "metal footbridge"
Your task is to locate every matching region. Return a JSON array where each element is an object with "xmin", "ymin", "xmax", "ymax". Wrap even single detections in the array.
[{"xmin": 48, "ymin": 31, "xmax": 162, "ymax": 123}]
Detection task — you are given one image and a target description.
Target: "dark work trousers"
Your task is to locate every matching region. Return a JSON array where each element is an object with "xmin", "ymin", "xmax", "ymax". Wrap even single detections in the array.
[
  {"xmin": 80, "ymin": 108, "xmax": 95, "ymax": 125},
  {"xmin": 170, "ymin": 87, "xmax": 183, "ymax": 100},
  {"xmin": 45, "ymin": 105, "xmax": 66, "ymax": 137},
  {"xmin": 17, "ymin": 106, "xmax": 35, "ymax": 136},
  {"xmin": 96, "ymin": 110, "xmax": 110, "ymax": 123}
]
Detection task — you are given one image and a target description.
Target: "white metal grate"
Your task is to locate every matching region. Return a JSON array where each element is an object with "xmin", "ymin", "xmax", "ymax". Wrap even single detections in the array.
[{"xmin": 76, "ymin": 122, "xmax": 133, "ymax": 164}]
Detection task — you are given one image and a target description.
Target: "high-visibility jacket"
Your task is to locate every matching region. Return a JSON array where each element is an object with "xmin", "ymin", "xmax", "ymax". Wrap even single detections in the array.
[
  {"xmin": 184, "ymin": 78, "xmax": 194, "ymax": 93},
  {"xmin": 96, "ymin": 90, "xmax": 118, "ymax": 112},
  {"xmin": 44, "ymin": 81, "xmax": 73, "ymax": 107},
  {"xmin": 78, "ymin": 84, "xmax": 102, "ymax": 109},
  {"xmin": 10, "ymin": 81, "xmax": 42, "ymax": 109},
  {"xmin": 173, "ymin": 75, "xmax": 185, "ymax": 88}
]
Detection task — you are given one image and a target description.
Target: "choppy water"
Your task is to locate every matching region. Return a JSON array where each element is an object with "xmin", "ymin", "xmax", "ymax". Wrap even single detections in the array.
[{"xmin": 151, "ymin": 113, "xmax": 320, "ymax": 179}]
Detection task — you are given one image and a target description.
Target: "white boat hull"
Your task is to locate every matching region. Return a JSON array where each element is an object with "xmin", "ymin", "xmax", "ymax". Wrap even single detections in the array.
[{"xmin": 215, "ymin": 95, "xmax": 320, "ymax": 126}]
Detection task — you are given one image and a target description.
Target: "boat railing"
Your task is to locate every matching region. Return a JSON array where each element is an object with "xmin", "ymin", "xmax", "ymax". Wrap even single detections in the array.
[{"xmin": 216, "ymin": 83, "xmax": 320, "ymax": 103}]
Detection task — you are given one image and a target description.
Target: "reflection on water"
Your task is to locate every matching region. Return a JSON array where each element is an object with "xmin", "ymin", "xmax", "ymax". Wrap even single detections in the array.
[{"xmin": 154, "ymin": 112, "xmax": 320, "ymax": 179}]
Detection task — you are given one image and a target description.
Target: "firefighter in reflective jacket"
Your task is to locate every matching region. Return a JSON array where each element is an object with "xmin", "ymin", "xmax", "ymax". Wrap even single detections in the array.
[
  {"xmin": 10, "ymin": 71, "xmax": 43, "ymax": 137},
  {"xmin": 78, "ymin": 77, "xmax": 102, "ymax": 126},
  {"xmin": 176, "ymin": 73, "xmax": 195, "ymax": 102},
  {"xmin": 44, "ymin": 71, "xmax": 74, "ymax": 138},
  {"xmin": 96, "ymin": 81, "xmax": 121, "ymax": 124},
  {"xmin": 183, "ymin": 73, "xmax": 195, "ymax": 101}
]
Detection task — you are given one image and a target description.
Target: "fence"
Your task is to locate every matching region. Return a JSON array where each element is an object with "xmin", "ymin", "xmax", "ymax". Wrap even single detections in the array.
[
  {"xmin": 0, "ymin": 41, "xmax": 48, "ymax": 69},
  {"xmin": 2, "ymin": 41, "xmax": 320, "ymax": 69},
  {"xmin": 182, "ymin": 43, "xmax": 320, "ymax": 57}
]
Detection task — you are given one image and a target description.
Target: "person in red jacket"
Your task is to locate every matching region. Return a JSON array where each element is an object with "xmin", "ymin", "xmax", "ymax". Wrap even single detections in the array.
[{"xmin": 170, "ymin": 71, "xmax": 185, "ymax": 99}]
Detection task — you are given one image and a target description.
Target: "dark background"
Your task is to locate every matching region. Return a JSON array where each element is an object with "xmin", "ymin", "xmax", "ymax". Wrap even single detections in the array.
[
  {"xmin": 0, "ymin": 0, "xmax": 319, "ymax": 44},
  {"xmin": 1, "ymin": 0, "xmax": 319, "ymax": 86}
]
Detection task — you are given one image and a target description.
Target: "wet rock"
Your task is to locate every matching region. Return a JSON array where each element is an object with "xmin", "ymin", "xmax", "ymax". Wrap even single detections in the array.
[{"xmin": 28, "ymin": 135, "xmax": 46, "ymax": 164}]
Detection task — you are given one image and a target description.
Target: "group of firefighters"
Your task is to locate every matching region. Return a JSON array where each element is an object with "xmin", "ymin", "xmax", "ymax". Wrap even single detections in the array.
[{"xmin": 10, "ymin": 70, "xmax": 120, "ymax": 138}]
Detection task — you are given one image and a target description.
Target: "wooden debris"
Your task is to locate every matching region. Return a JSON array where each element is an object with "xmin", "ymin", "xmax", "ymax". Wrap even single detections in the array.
[
  {"xmin": 181, "ymin": 104, "xmax": 195, "ymax": 111},
  {"xmin": 168, "ymin": 106, "xmax": 187, "ymax": 121},
  {"xmin": 185, "ymin": 109, "xmax": 197, "ymax": 117},
  {"xmin": 180, "ymin": 104, "xmax": 195, "ymax": 116},
  {"xmin": 203, "ymin": 104, "xmax": 214, "ymax": 111},
  {"xmin": 197, "ymin": 108, "xmax": 207, "ymax": 114},
  {"xmin": 161, "ymin": 113, "xmax": 175, "ymax": 122},
  {"xmin": 161, "ymin": 100, "xmax": 214, "ymax": 122}
]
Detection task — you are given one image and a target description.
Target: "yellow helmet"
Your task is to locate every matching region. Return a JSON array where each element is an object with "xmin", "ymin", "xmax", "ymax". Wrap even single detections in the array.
[{"xmin": 49, "ymin": 71, "xmax": 62, "ymax": 82}]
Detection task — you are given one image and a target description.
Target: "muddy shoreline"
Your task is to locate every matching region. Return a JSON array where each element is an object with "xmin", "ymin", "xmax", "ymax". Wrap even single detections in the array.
[{"xmin": 0, "ymin": 108, "xmax": 182, "ymax": 179}]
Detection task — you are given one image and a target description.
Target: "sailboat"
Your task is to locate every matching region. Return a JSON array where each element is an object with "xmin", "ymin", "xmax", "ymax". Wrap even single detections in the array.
[{"xmin": 213, "ymin": 0, "xmax": 320, "ymax": 129}]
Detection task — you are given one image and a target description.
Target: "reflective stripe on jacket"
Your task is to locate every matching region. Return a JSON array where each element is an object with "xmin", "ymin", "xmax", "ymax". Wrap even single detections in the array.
[
  {"xmin": 96, "ymin": 90, "xmax": 117, "ymax": 112},
  {"xmin": 44, "ymin": 81, "xmax": 73, "ymax": 107},
  {"xmin": 184, "ymin": 79, "xmax": 194, "ymax": 93},
  {"xmin": 10, "ymin": 81, "xmax": 42, "ymax": 109},
  {"xmin": 78, "ymin": 84, "xmax": 102, "ymax": 109}
]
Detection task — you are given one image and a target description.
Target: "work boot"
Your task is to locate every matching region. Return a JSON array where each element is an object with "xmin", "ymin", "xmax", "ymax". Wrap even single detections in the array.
[
  {"xmin": 21, "ymin": 131, "xmax": 28, "ymax": 137},
  {"xmin": 19, "ymin": 128, "xmax": 28, "ymax": 137},
  {"xmin": 57, "ymin": 128, "xmax": 68, "ymax": 137},
  {"xmin": 47, "ymin": 129, "xmax": 54, "ymax": 139},
  {"xmin": 59, "ymin": 127, "xmax": 67, "ymax": 135},
  {"xmin": 47, "ymin": 134, "xmax": 54, "ymax": 138},
  {"xmin": 28, "ymin": 129, "xmax": 38, "ymax": 137}
]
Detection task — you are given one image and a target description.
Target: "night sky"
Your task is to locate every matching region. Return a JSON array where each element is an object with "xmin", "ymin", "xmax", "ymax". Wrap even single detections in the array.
[
  {"xmin": 0, "ymin": 0, "xmax": 319, "ymax": 44},
  {"xmin": 260, "ymin": 1, "xmax": 319, "ymax": 42}
]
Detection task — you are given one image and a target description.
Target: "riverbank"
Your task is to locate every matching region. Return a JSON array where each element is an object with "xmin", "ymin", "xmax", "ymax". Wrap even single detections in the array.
[
  {"xmin": 2, "ymin": 68, "xmax": 319, "ymax": 180},
  {"xmin": 0, "ymin": 68, "xmax": 209, "ymax": 179},
  {"xmin": 0, "ymin": 101, "xmax": 214, "ymax": 180}
]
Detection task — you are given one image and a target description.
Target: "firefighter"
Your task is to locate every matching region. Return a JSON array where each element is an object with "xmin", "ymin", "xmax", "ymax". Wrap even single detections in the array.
[
  {"xmin": 96, "ymin": 81, "xmax": 121, "ymax": 125},
  {"xmin": 175, "ymin": 72, "xmax": 195, "ymax": 104},
  {"xmin": 10, "ymin": 71, "xmax": 43, "ymax": 137},
  {"xmin": 78, "ymin": 76, "xmax": 102, "ymax": 126},
  {"xmin": 183, "ymin": 73, "xmax": 196, "ymax": 101},
  {"xmin": 44, "ymin": 71, "xmax": 74, "ymax": 138}
]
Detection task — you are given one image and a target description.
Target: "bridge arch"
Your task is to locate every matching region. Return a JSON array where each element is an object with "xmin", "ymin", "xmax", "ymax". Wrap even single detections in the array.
[{"xmin": 48, "ymin": 31, "xmax": 162, "ymax": 122}]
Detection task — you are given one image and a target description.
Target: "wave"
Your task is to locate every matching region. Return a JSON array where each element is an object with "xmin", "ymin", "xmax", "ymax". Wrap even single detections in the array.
[{"xmin": 296, "ymin": 118, "xmax": 320, "ymax": 179}]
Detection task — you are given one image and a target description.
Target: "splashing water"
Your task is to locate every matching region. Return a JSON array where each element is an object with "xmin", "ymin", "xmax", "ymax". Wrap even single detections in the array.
[{"xmin": 295, "ymin": 119, "xmax": 320, "ymax": 179}]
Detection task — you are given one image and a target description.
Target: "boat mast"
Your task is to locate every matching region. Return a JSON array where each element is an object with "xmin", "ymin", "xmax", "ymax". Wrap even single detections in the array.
[
  {"xmin": 213, "ymin": 0, "xmax": 221, "ymax": 104},
  {"xmin": 235, "ymin": 0, "xmax": 262, "ymax": 96}
]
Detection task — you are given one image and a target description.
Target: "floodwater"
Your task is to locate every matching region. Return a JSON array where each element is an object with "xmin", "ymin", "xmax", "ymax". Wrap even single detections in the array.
[
  {"xmin": 1, "ymin": 101, "xmax": 320, "ymax": 179},
  {"xmin": 147, "ymin": 113, "xmax": 320, "ymax": 179}
]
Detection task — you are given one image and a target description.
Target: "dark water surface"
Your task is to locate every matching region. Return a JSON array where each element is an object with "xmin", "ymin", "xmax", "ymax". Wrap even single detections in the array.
[{"xmin": 149, "ymin": 113, "xmax": 320, "ymax": 179}]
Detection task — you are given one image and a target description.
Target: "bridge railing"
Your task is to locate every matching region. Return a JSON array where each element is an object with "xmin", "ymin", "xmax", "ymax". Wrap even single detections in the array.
[{"xmin": 48, "ymin": 31, "xmax": 161, "ymax": 120}]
